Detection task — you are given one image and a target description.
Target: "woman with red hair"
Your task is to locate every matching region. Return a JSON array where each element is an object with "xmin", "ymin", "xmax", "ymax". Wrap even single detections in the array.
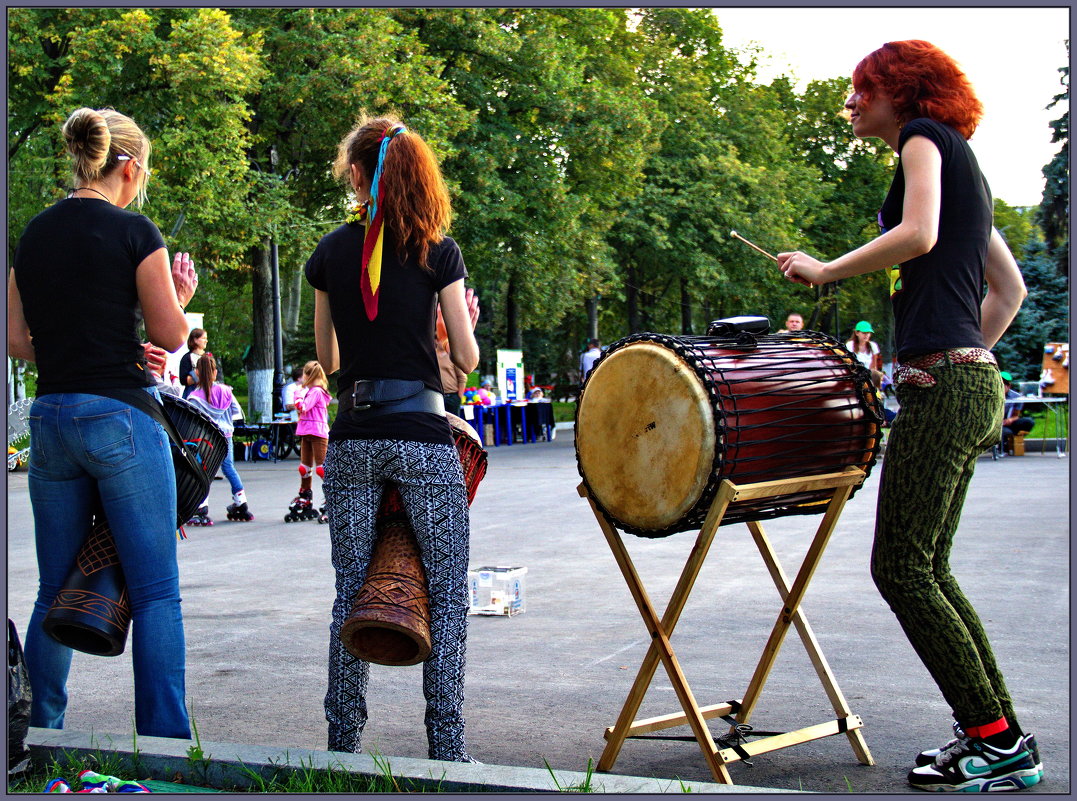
[
  {"xmin": 306, "ymin": 115, "xmax": 480, "ymax": 762},
  {"xmin": 777, "ymin": 41, "xmax": 1038, "ymax": 792}
]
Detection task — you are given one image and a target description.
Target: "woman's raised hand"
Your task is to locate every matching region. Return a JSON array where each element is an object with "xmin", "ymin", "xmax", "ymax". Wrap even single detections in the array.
[
  {"xmin": 172, "ymin": 252, "xmax": 198, "ymax": 308},
  {"xmin": 465, "ymin": 287, "xmax": 480, "ymax": 330}
]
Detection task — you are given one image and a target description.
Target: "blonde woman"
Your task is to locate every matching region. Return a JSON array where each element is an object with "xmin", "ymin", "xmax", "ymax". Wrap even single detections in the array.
[{"xmin": 9, "ymin": 107, "xmax": 197, "ymax": 738}]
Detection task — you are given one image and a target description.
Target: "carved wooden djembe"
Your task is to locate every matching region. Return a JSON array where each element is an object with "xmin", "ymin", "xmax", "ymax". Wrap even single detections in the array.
[
  {"xmin": 341, "ymin": 413, "xmax": 488, "ymax": 666},
  {"xmin": 41, "ymin": 394, "xmax": 228, "ymax": 656}
]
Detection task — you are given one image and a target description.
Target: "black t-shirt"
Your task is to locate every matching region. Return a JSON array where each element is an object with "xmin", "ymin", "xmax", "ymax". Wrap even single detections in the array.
[
  {"xmin": 879, "ymin": 118, "xmax": 993, "ymax": 360},
  {"xmin": 178, "ymin": 350, "xmax": 199, "ymax": 398},
  {"xmin": 304, "ymin": 224, "xmax": 467, "ymax": 444},
  {"xmin": 13, "ymin": 197, "xmax": 166, "ymax": 394}
]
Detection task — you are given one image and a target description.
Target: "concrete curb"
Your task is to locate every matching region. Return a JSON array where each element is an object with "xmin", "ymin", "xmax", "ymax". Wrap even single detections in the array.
[{"xmin": 26, "ymin": 728, "xmax": 796, "ymax": 794}]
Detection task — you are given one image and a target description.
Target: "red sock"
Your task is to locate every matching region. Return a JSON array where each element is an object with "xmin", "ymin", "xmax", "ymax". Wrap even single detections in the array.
[
  {"xmin": 965, "ymin": 717, "xmax": 1021, "ymax": 749},
  {"xmin": 964, "ymin": 717, "xmax": 1008, "ymax": 739}
]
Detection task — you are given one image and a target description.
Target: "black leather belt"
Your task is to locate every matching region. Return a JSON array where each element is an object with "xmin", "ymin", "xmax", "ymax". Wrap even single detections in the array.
[{"xmin": 339, "ymin": 379, "xmax": 445, "ymax": 419}]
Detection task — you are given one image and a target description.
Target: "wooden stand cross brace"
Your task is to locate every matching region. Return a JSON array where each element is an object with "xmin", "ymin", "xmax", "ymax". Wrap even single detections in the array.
[{"xmin": 578, "ymin": 468, "xmax": 874, "ymax": 785}]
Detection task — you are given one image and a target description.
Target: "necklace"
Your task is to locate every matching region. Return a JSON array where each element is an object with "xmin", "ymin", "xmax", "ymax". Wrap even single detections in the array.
[{"xmin": 70, "ymin": 186, "xmax": 113, "ymax": 204}]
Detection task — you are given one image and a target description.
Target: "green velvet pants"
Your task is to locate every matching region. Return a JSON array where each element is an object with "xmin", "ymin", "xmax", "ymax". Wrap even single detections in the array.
[{"xmin": 870, "ymin": 361, "xmax": 1017, "ymax": 729}]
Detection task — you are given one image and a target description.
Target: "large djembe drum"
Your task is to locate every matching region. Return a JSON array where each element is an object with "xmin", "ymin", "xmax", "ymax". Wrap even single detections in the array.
[
  {"xmin": 575, "ymin": 326, "xmax": 883, "ymax": 538},
  {"xmin": 41, "ymin": 394, "xmax": 228, "ymax": 656},
  {"xmin": 340, "ymin": 413, "xmax": 488, "ymax": 666}
]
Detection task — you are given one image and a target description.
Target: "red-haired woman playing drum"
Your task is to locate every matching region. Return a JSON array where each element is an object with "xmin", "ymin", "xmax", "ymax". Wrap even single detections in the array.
[
  {"xmin": 777, "ymin": 41, "xmax": 1038, "ymax": 792},
  {"xmin": 306, "ymin": 115, "xmax": 480, "ymax": 762}
]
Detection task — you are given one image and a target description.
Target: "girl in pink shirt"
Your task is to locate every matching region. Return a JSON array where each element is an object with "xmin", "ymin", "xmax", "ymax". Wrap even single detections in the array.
[
  {"xmin": 187, "ymin": 352, "xmax": 253, "ymax": 523},
  {"xmin": 288, "ymin": 361, "xmax": 331, "ymax": 522}
]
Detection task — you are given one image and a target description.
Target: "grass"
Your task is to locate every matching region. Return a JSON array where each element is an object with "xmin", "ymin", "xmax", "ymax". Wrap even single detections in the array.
[
  {"xmin": 1023, "ymin": 404, "xmax": 1069, "ymax": 440},
  {"xmin": 552, "ymin": 400, "xmax": 576, "ymax": 423},
  {"xmin": 232, "ymin": 751, "xmax": 440, "ymax": 793},
  {"xmin": 184, "ymin": 703, "xmax": 212, "ymax": 785},
  {"xmin": 543, "ymin": 757, "xmax": 598, "ymax": 792},
  {"xmin": 11, "ymin": 738, "xmax": 702, "ymax": 794},
  {"xmin": 9, "ymin": 747, "xmax": 448, "ymax": 794},
  {"xmin": 8, "ymin": 747, "xmax": 135, "ymax": 794}
]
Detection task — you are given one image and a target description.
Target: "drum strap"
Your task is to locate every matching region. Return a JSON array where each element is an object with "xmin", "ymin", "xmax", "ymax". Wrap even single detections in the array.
[{"xmin": 83, "ymin": 387, "xmax": 209, "ymax": 496}]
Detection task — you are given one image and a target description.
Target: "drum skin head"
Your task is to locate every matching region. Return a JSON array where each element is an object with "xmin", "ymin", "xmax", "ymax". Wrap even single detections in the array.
[{"xmin": 577, "ymin": 342, "xmax": 715, "ymax": 531}]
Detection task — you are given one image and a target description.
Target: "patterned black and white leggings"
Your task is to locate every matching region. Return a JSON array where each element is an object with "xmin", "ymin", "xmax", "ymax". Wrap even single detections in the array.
[{"xmin": 321, "ymin": 437, "xmax": 471, "ymax": 761}]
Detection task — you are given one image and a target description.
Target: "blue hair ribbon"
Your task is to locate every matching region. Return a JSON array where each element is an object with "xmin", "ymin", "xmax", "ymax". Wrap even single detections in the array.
[{"xmin": 368, "ymin": 124, "xmax": 407, "ymax": 220}]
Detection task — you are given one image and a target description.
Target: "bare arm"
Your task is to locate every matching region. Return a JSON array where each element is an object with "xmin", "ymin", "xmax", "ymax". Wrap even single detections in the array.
[
  {"xmin": 778, "ymin": 135, "xmax": 942, "ymax": 285},
  {"xmin": 137, "ymin": 249, "xmax": 197, "ymax": 351},
  {"xmin": 7, "ymin": 271, "xmax": 35, "ymax": 362},
  {"xmin": 980, "ymin": 228, "xmax": 1027, "ymax": 348},
  {"xmin": 314, "ymin": 289, "xmax": 339, "ymax": 374},
  {"xmin": 439, "ymin": 280, "xmax": 479, "ymax": 374}
]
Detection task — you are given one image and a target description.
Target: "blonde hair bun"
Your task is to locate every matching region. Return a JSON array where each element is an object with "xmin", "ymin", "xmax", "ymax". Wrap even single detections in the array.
[
  {"xmin": 60, "ymin": 107, "xmax": 150, "ymax": 204},
  {"xmin": 62, "ymin": 108, "xmax": 112, "ymax": 180}
]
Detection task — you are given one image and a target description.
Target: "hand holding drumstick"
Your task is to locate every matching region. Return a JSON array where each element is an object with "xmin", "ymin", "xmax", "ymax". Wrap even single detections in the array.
[{"xmin": 775, "ymin": 250, "xmax": 827, "ymax": 288}]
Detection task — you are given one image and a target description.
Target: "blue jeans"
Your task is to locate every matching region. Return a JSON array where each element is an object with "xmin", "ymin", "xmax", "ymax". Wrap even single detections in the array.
[
  {"xmin": 24, "ymin": 389, "xmax": 191, "ymax": 739},
  {"xmin": 219, "ymin": 437, "xmax": 243, "ymax": 496}
]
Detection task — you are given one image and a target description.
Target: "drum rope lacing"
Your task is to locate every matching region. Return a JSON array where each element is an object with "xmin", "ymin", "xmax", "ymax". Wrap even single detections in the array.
[
  {"xmin": 575, "ymin": 330, "xmax": 884, "ymax": 538},
  {"xmin": 628, "ymin": 330, "xmax": 883, "ymax": 481}
]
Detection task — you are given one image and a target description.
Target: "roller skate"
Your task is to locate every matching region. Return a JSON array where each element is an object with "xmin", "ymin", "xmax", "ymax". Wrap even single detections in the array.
[
  {"xmin": 318, "ymin": 502, "xmax": 329, "ymax": 524},
  {"xmin": 186, "ymin": 505, "xmax": 213, "ymax": 526},
  {"xmin": 225, "ymin": 490, "xmax": 254, "ymax": 522},
  {"xmin": 285, "ymin": 488, "xmax": 319, "ymax": 522}
]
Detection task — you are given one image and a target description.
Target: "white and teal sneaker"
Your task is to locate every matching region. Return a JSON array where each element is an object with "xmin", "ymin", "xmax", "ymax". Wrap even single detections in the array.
[
  {"xmin": 915, "ymin": 722, "xmax": 968, "ymax": 767},
  {"xmin": 916, "ymin": 725, "xmax": 1044, "ymax": 782},
  {"xmin": 908, "ymin": 735, "xmax": 1040, "ymax": 792}
]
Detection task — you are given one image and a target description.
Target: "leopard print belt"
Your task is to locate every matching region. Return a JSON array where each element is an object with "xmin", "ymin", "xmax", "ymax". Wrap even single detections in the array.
[{"xmin": 894, "ymin": 348, "xmax": 997, "ymax": 388}]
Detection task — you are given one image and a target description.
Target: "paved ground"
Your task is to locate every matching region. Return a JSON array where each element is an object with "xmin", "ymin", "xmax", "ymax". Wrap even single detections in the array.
[{"xmin": 6, "ymin": 428, "xmax": 1069, "ymax": 793}]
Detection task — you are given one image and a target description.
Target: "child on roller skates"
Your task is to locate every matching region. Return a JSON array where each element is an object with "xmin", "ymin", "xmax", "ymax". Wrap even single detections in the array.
[
  {"xmin": 286, "ymin": 361, "xmax": 331, "ymax": 523},
  {"xmin": 187, "ymin": 352, "xmax": 254, "ymax": 523}
]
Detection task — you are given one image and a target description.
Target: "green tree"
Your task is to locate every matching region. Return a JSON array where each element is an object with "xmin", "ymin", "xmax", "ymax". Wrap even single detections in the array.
[
  {"xmin": 1038, "ymin": 44, "xmax": 1069, "ymax": 276},
  {"xmin": 606, "ymin": 10, "xmax": 832, "ymax": 339},
  {"xmin": 993, "ymin": 238, "xmax": 1069, "ymax": 378},
  {"xmin": 8, "ymin": 8, "xmax": 265, "ymax": 393},
  {"xmin": 782, "ymin": 77, "xmax": 894, "ymax": 345},
  {"xmin": 8, "ymin": 8, "xmax": 264, "ymax": 269},
  {"xmin": 218, "ymin": 8, "xmax": 471, "ymax": 418},
  {"xmin": 399, "ymin": 8, "xmax": 660, "ymax": 375},
  {"xmin": 993, "ymin": 199, "xmax": 1037, "ymax": 255}
]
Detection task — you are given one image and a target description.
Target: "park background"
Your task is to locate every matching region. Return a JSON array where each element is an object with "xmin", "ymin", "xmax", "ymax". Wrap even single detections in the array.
[{"xmin": 7, "ymin": 7, "xmax": 1070, "ymax": 421}]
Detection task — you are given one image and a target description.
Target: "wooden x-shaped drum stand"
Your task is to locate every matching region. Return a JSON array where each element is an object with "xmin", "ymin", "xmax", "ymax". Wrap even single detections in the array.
[{"xmin": 578, "ymin": 467, "xmax": 874, "ymax": 784}]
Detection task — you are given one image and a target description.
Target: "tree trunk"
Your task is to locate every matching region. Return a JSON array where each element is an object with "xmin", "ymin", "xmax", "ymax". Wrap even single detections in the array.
[
  {"xmin": 283, "ymin": 267, "xmax": 303, "ymax": 335},
  {"xmin": 585, "ymin": 296, "xmax": 599, "ymax": 341},
  {"xmin": 626, "ymin": 264, "xmax": 640, "ymax": 334},
  {"xmin": 640, "ymin": 288, "xmax": 653, "ymax": 331},
  {"xmin": 247, "ymin": 240, "xmax": 275, "ymax": 423},
  {"xmin": 680, "ymin": 277, "xmax": 693, "ymax": 335},
  {"xmin": 505, "ymin": 275, "xmax": 522, "ymax": 349},
  {"xmin": 808, "ymin": 282, "xmax": 840, "ymax": 338}
]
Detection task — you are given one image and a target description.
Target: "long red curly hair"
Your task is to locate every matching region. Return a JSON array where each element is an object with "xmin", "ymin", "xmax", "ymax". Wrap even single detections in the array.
[
  {"xmin": 853, "ymin": 40, "xmax": 983, "ymax": 140},
  {"xmin": 333, "ymin": 114, "xmax": 451, "ymax": 270}
]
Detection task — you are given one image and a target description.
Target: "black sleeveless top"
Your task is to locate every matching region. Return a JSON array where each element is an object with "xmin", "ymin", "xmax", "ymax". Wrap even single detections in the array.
[{"xmin": 878, "ymin": 118, "xmax": 993, "ymax": 361}]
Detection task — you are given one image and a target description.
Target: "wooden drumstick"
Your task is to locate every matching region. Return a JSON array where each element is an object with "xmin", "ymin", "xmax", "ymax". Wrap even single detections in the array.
[{"xmin": 730, "ymin": 230, "xmax": 778, "ymax": 262}]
